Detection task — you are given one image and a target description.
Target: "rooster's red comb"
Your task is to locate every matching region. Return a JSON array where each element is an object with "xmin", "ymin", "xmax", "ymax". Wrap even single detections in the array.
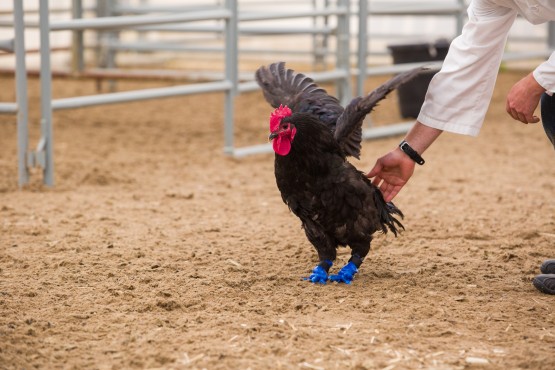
[{"xmin": 270, "ymin": 105, "xmax": 292, "ymax": 132}]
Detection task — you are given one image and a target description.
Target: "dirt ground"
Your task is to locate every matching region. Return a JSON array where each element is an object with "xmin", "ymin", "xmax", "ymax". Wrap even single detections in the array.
[{"xmin": 0, "ymin": 67, "xmax": 554, "ymax": 370}]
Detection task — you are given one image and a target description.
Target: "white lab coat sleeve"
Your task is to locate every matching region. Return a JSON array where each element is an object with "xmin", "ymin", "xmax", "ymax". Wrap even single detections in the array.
[
  {"xmin": 533, "ymin": 52, "xmax": 555, "ymax": 93},
  {"xmin": 417, "ymin": 0, "xmax": 518, "ymax": 136}
]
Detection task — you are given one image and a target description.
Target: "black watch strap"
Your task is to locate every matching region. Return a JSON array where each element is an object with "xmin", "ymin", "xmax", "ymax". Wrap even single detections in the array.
[{"xmin": 399, "ymin": 140, "xmax": 425, "ymax": 165}]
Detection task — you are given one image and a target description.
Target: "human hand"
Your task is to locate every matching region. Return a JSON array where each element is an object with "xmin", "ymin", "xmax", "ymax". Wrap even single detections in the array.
[
  {"xmin": 367, "ymin": 147, "xmax": 415, "ymax": 202},
  {"xmin": 506, "ymin": 73, "xmax": 544, "ymax": 124}
]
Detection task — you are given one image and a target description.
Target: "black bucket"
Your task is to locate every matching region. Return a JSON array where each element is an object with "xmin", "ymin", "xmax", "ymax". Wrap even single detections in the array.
[{"xmin": 388, "ymin": 39, "xmax": 450, "ymax": 118}]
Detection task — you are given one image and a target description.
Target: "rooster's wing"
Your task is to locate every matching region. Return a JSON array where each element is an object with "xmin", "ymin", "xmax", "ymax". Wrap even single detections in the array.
[
  {"xmin": 333, "ymin": 67, "xmax": 427, "ymax": 159},
  {"xmin": 256, "ymin": 62, "xmax": 426, "ymax": 159},
  {"xmin": 255, "ymin": 62, "xmax": 344, "ymax": 129}
]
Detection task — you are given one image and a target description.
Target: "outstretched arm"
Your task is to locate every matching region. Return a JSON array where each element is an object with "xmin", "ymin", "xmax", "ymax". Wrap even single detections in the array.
[
  {"xmin": 367, "ymin": 122, "xmax": 442, "ymax": 202},
  {"xmin": 368, "ymin": 0, "xmax": 518, "ymax": 202}
]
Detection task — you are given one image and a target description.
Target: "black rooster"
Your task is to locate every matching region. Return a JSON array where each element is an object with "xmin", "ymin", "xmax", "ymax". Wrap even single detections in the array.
[{"xmin": 255, "ymin": 62, "xmax": 423, "ymax": 284}]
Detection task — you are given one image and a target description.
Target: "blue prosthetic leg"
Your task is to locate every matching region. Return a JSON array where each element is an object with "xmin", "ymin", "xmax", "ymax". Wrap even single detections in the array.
[
  {"xmin": 304, "ymin": 260, "xmax": 333, "ymax": 284},
  {"xmin": 329, "ymin": 262, "xmax": 358, "ymax": 284},
  {"xmin": 329, "ymin": 254, "xmax": 363, "ymax": 284}
]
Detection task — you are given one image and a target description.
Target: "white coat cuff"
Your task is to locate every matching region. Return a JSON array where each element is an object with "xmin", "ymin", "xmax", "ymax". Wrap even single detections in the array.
[
  {"xmin": 533, "ymin": 52, "xmax": 555, "ymax": 93},
  {"xmin": 417, "ymin": 111, "xmax": 481, "ymax": 137}
]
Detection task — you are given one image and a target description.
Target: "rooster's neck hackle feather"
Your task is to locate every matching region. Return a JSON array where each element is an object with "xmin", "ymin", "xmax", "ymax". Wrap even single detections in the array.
[{"xmin": 279, "ymin": 113, "xmax": 344, "ymax": 164}]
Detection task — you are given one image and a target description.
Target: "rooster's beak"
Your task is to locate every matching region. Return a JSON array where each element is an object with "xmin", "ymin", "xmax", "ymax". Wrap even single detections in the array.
[{"xmin": 269, "ymin": 132, "xmax": 278, "ymax": 141}]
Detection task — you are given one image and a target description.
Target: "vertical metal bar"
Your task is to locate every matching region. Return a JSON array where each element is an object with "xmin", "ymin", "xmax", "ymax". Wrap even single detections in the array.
[
  {"xmin": 71, "ymin": 0, "xmax": 84, "ymax": 73},
  {"xmin": 336, "ymin": 0, "xmax": 351, "ymax": 105},
  {"xmin": 321, "ymin": 0, "xmax": 330, "ymax": 69},
  {"xmin": 456, "ymin": 0, "xmax": 465, "ymax": 35},
  {"xmin": 95, "ymin": 0, "xmax": 106, "ymax": 90},
  {"xmin": 548, "ymin": 22, "xmax": 555, "ymax": 49},
  {"xmin": 138, "ymin": 0, "xmax": 149, "ymax": 41},
  {"xmin": 311, "ymin": 0, "xmax": 326, "ymax": 68},
  {"xmin": 107, "ymin": 0, "xmax": 118, "ymax": 91},
  {"xmin": 357, "ymin": 0, "xmax": 368, "ymax": 98},
  {"xmin": 39, "ymin": 0, "xmax": 54, "ymax": 186},
  {"xmin": 311, "ymin": 0, "xmax": 317, "ymax": 68},
  {"xmin": 223, "ymin": 0, "xmax": 238, "ymax": 155},
  {"xmin": 13, "ymin": 0, "xmax": 29, "ymax": 186},
  {"xmin": 89, "ymin": 0, "xmax": 120, "ymax": 90}
]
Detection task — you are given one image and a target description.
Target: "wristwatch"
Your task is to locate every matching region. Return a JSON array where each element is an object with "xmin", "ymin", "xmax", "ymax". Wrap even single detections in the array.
[{"xmin": 399, "ymin": 140, "xmax": 425, "ymax": 165}]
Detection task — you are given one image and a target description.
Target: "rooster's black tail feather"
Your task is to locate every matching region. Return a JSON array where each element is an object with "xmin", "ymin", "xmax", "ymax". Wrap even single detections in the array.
[{"xmin": 373, "ymin": 190, "xmax": 404, "ymax": 236}]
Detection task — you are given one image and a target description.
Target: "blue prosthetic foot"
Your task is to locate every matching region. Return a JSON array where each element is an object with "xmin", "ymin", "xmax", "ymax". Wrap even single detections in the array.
[
  {"xmin": 329, "ymin": 261, "xmax": 358, "ymax": 284},
  {"xmin": 303, "ymin": 260, "xmax": 332, "ymax": 284}
]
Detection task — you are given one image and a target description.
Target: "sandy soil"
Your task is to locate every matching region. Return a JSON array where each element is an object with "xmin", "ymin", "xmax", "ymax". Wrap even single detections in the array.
[{"xmin": 0, "ymin": 68, "xmax": 554, "ymax": 370}]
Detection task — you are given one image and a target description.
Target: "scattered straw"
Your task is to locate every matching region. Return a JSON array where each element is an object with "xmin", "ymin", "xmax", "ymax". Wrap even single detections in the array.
[
  {"xmin": 300, "ymin": 362, "xmax": 324, "ymax": 370},
  {"xmin": 334, "ymin": 323, "xmax": 352, "ymax": 332},
  {"xmin": 278, "ymin": 319, "xmax": 297, "ymax": 331},
  {"xmin": 226, "ymin": 259, "xmax": 243, "ymax": 268},
  {"xmin": 179, "ymin": 352, "xmax": 205, "ymax": 366},
  {"xmin": 465, "ymin": 356, "xmax": 489, "ymax": 365},
  {"xmin": 540, "ymin": 327, "xmax": 554, "ymax": 340},
  {"xmin": 330, "ymin": 346, "xmax": 351, "ymax": 356}
]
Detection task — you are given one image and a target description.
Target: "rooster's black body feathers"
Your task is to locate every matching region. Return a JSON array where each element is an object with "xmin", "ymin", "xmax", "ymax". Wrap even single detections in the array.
[{"xmin": 256, "ymin": 62, "xmax": 422, "ymax": 283}]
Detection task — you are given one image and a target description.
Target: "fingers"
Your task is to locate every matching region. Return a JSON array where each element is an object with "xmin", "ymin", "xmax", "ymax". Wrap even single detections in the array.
[
  {"xmin": 368, "ymin": 162, "xmax": 385, "ymax": 188},
  {"xmin": 371, "ymin": 175, "xmax": 382, "ymax": 187},
  {"xmin": 370, "ymin": 170, "xmax": 390, "ymax": 199},
  {"xmin": 367, "ymin": 160, "xmax": 402, "ymax": 201},
  {"xmin": 381, "ymin": 182, "xmax": 401, "ymax": 203},
  {"xmin": 366, "ymin": 161, "xmax": 382, "ymax": 179},
  {"xmin": 506, "ymin": 101, "xmax": 540, "ymax": 124},
  {"xmin": 367, "ymin": 156, "xmax": 407, "ymax": 201},
  {"xmin": 373, "ymin": 177, "xmax": 401, "ymax": 202},
  {"xmin": 507, "ymin": 109, "xmax": 539, "ymax": 124}
]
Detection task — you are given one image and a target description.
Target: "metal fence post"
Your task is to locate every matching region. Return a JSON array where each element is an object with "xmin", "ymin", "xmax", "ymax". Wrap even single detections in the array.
[
  {"xmin": 13, "ymin": 0, "xmax": 29, "ymax": 186},
  {"xmin": 224, "ymin": 0, "xmax": 238, "ymax": 155},
  {"xmin": 96, "ymin": 0, "xmax": 117, "ymax": 90},
  {"xmin": 548, "ymin": 22, "xmax": 555, "ymax": 49},
  {"xmin": 71, "ymin": 0, "xmax": 84, "ymax": 73},
  {"xmin": 39, "ymin": 0, "xmax": 54, "ymax": 186},
  {"xmin": 357, "ymin": 0, "xmax": 368, "ymax": 98},
  {"xmin": 312, "ymin": 0, "xmax": 329, "ymax": 68},
  {"xmin": 336, "ymin": 0, "xmax": 351, "ymax": 105},
  {"xmin": 456, "ymin": 0, "xmax": 466, "ymax": 35}
]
